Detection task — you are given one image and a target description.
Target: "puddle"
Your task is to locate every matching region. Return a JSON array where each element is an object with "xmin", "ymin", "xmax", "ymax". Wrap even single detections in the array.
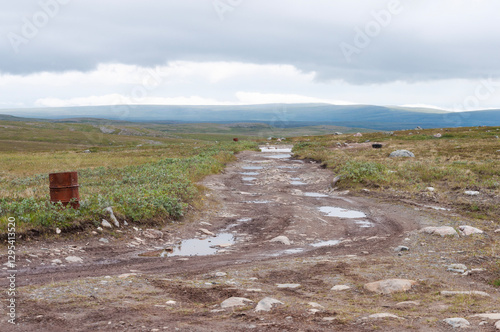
[
  {"xmin": 290, "ymin": 177, "xmax": 301, "ymax": 180},
  {"xmin": 240, "ymin": 172, "xmax": 259, "ymax": 175},
  {"xmin": 161, "ymin": 233, "xmax": 235, "ymax": 257},
  {"xmin": 304, "ymin": 192, "xmax": 329, "ymax": 197},
  {"xmin": 242, "ymin": 166, "xmax": 263, "ymax": 170},
  {"xmin": 319, "ymin": 206, "xmax": 366, "ymax": 218},
  {"xmin": 245, "ymin": 200, "xmax": 271, "ymax": 204},
  {"xmin": 283, "ymin": 248, "xmax": 305, "ymax": 254},
  {"xmin": 310, "ymin": 240, "xmax": 341, "ymax": 247},
  {"xmin": 260, "ymin": 147, "xmax": 292, "ymax": 153},
  {"xmin": 290, "ymin": 181, "xmax": 306, "ymax": 185},
  {"xmin": 242, "ymin": 177, "xmax": 257, "ymax": 181},
  {"xmin": 237, "ymin": 217, "xmax": 252, "ymax": 222},
  {"xmin": 276, "ymin": 166, "xmax": 298, "ymax": 169},
  {"xmin": 264, "ymin": 154, "xmax": 292, "ymax": 159},
  {"xmin": 355, "ymin": 220, "xmax": 374, "ymax": 228}
]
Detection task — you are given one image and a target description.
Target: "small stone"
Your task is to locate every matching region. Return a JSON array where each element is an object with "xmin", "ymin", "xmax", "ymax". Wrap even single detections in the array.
[
  {"xmin": 199, "ymin": 228, "xmax": 215, "ymax": 236},
  {"xmin": 395, "ymin": 301, "xmax": 420, "ymax": 308},
  {"xmin": 56, "ymin": 228, "xmax": 61, "ymax": 234},
  {"xmin": 65, "ymin": 256, "xmax": 83, "ymax": 263},
  {"xmin": 270, "ymin": 236, "xmax": 291, "ymax": 245},
  {"xmin": 123, "ymin": 220, "xmax": 128, "ymax": 226},
  {"xmin": 51, "ymin": 259, "xmax": 62, "ymax": 264},
  {"xmin": 458, "ymin": 225, "xmax": 483, "ymax": 236},
  {"xmin": 221, "ymin": 297, "xmax": 253, "ymax": 309},
  {"xmin": 443, "ymin": 317, "xmax": 470, "ymax": 328},
  {"xmin": 434, "ymin": 133, "xmax": 442, "ymax": 138},
  {"xmin": 96, "ymin": 227, "xmax": 103, "ymax": 232},
  {"xmin": 441, "ymin": 290, "xmax": 490, "ymax": 297},
  {"xmin": 447, "ymin": 264, "xmax": 467, "ymax": 273},
  {"xmin": 200, "ymin": 222, "xmax": 212, "ymax": 226},
  {"xmin": 143, "ymin": 229, "xmax": 163, "ymax": 239},
  {"xmin": 118, "ymin": 273, "xmax": 137, "ymax": 279},
  {"xmin": 331, "ymin": 285, "xmax": 351, "ymax": 291},
  {"xmin": 394, "ymin": 246, "xmax": 409, "ymax": 252},
  {"xmin": 364, "ymin": 279, "xmax": 417, "ymax": 294},
  {"xmin": 101, "ymin": 219, "xmax": 112, "ymax": 228},
  {"xmin": 165, "ymin": 300, "xmax": 177, "ymax": 305},
  {"xmin": 104, "ymin": 207, "xmax": 120, "ymax": 227},
  {"xmin": 426, "ymin": 187, "xmax": 435, "ymax": 192},
  {"xmin": 495, "ymin": 321, "xmax": 500, "ymax": 330},
  {"xmin": 276, "ymin": 283, "xmax": 301, "ymax": 289},
  {"xmin": 215, "ymin": 272, "xmax": 227, "ymax": 277},
  {"xmin": 464, "ymin": 191, "xmax": 480, "ymax": 196},
  {"xmin": 322, "ymin": 317, "xmax": 337, "ymax": 322},
  {"xmin": 389, "ymin": 150, "xmax": 415, "ymax": 158},
  {"xmin": 308, "ymin": 302, "xmax": 325, "ymax": 309},
  {"xmin": 99, "ymin": 238, "xmax": 109, "ymax": 243},
  {"xmin": 255, "ymin": 297, "xmax": 284, "ymax": 312},
  {"xmin": 365, "ymin": 313, "xmax": 402, "ymax": 320},
  {"xmin": 495, "ymin": 229, "xmax": 500, "ymax": 233}
]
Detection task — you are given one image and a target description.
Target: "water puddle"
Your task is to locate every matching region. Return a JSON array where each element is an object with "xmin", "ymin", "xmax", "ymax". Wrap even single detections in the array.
[
  {"xmin": 245, "ymin": 200, "xmax": 271, "ymax": 204},
  {"xmin": 242, "ymin": 166, "xmax": 263, "ymax": 170},
  {"xmin": 290, "ymin": 181, "xmax": 306, "ymax": 185},
  {"xmin": 304, "ymin": 192, "xmax": 329, "ymax": 198},
  {"xmin": 153, "ymin": 233, "xmax": 235, "ymax": 257},
  {"xmin": 355, "ymin": 220, "xmax": 374, "ymax": 228},
  {"xmin": 283, "ymin": 248, "xmax": 305, "ymax": 254},
  {"xmin": 264, "ymin": 154, "xmax": 292, "ymax": 159},
  {"xmin": 310, "ymin": 240, "xmax": 341, "ymax": 247},
  {"xmin": 276, "ymin": 166, "xmax": 298, "ymax": 169},
  {"xmin": 260, "ymin": 147, "xmax": 293, "ymax": 153},
  {"xmin": 242, "ymin": 177, "xmax": 257, "ymax": 181},
  {"xmin": 237, "ymin": 217, "xmax": 252, "ymax": 222},
  {"xmin": 319, "ymin": 206, "xmax": 366, "ymax": 218},
  {"xmin": 240, "ymin": 172, "xmax": 259, "ymax": 175}
]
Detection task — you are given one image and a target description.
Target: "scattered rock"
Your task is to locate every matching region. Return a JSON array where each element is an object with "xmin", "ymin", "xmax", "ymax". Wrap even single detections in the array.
[
  {"xmin": 331, "ymin": 285, "xmax": 351, "ymax": 291},
  {"xmin": 165, "ymin": 300, "xmax": 177, "ymax": 305},
  {"xmin": 199, "ymin": 228, "xmax": 215, "ymax": 236},
  {"xmin": 495, "ymin": 321, "xmax": 500, "ymax": 330},
  {"xmin": 96, "ymin": 227, "xmax": 103, "ymax": 232},
  {"xmin": 426, "ymin": 187, "xmax": 435, "ymax": 192},
  {"xmin": 443, "ymin": 317, "xmax": 470, "ymax": 328},
  {"xmin": 51, "ymin": 259, "xmax": 62, "ymax": 264},
  {"xmin": 364, "ymin": 279, "xmax": 417, "ymax": 294},
  {"xmin": 420, "ymin": 226, "xmax": 458, "ymax": 237},
  {"xmin": 394, "ymin": 246, "xmax": 409, "ymax": 252},
  {"xmin": 470, "ymin": 313, "xmax": 500, "ymax": 320},
  {"xmin": 118, "ymin": 273, "xmax": 137, "ymax": 279},
  {"xmin": 56, "ymin": 228, "xmax": 61, "ymax": 234},
  {"xmin": 221, "ymin": 297, "xmax": 253, "ymax": 309},
  {"xmin": 255, "ymin": 297, "xmax": 284, "ymax": 312},
  {"xmin": 83, "ymin": 149, "xmax": 91, "ymax": 153},
  {"xmin": 65, "ymin": 256, "xmax": 83, "ymax": 264},
  {"xmin": 322, "ymin": 317, "xmax": 337, "ymax": 322},
  {"xmin": 447, "ymin": 264, "xmax": 467, "ymax": 273},
  {"xmin": 104, "ymin": 207, "xmax": 120, "ymax": 227},
  {"xmin": 441, "ymin": 290, "xmax": 490, "ymax": 297},
  {"xmin": 395, "ymin": 301, "xmax": 420, "ymax": 308},
  {"xmin": 495, "ymin": 229, "xmax": 500, "ymax": 233},
  {"xmin": 99, "ymin": 238, "xmax": 109, "ymax": 243},
  {"xmin": 464, "ymin": 191, "xmax": 480, "ymax": 196},
  {"xmin": 215, "ymin": 272, "xmax": 227, "ymax": 277},
  {"xmin": 389, "ymin": 150, "xmax": 415, "ymax": 158},
  {"xmin": 143, "ymin": 229, "xmax": 163, "ymax": 239},
  {"xmin": 353, "ymin": 132, "xmax": 363, "ymax": 137},
  {"xmin": 101, "ymin": 219, "xmax": 112, "ymax": 228},
  {"xmin": 276, "ymin": 283, "xmax": 301, "ymax": 289},
  {"xmin": 364, "ymin": 313, "xmax": 402, "ymax": 320},
  {"xmin": 308, "ymin": 302, "xmax": 324, "ymax": 309},
  {"xmin": 270, "ymin": 236, "xmax": 291, "ymax": 245},
  {"xmin": 434, "ymin": 133, "xmax": 442, "ymax": 138},
  {"xmin": 458, "ymin": 225, "xmax": 483, "ymax": 236},
  {"xmin": 200, "ymin": 222, "xmax": 212, "ymax": 226},
  {"xmin": 123, "ymin": 220, "xmax": 128, "ymax": 226}
]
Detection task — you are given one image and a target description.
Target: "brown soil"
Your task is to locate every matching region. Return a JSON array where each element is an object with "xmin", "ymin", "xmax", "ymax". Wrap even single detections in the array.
[{"xmin": 1, "ymin": 146, "xmax": 498, "ymax": 331}]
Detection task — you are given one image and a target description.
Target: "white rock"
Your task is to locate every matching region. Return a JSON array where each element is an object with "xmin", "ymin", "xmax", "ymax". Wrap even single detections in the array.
[
  {"xmin": 471, "ymin": 313, "xmax": 500, "ymax": 320},
  {"xmin": 255, "ymin": 297, "xmax": 284, "ymax": 312},
  {"xmin": 464, "ymin": 191, "xmax": 480, "ymax": 196},
  {"xmin": 389, "ymin": 150, "xmax": 415, "ymax": 158},
  {"xmin": 441, "ymin": 290, "xmax": 490, "ymax": 297},
  {"xmin": 199, "ymin": 228, "xmax": 215, "ymax": 236},
  {"xmin": 165, "ymin": 300, "xmax": 177, "ymax": 305},
  {"xmin": 364, "ymin": 279, "xmax": 417, "ymax": 294},
  {"xmin": 101, "ymin": 219, "xmax": 112, "ymax": 228},
  {"xmin": 331, "ymin": 285, "xmax": 351, "ymax": 291},
  {"xmin": 426, "ymin": 187, "xmax": 435, "ymax": 192},
  {"xmin": 99, "ymin": 238, "xmax": 109, "ymax": 243},
  {"xmin": 221, "ymin": 297, "xmax": 253, "ymax": 309},
  {"xmin": 143, "ymin": 229, "xmax": 163, "ymax": 239},
  {"xmin": 96, "ymin": 227, "xmax": 103, "ymax": 232},
  {"xmin": 458, "ymin": 225, "xmax": 484, "ymax": 236},
  {"xmin": 118, "ymin": 273, "xmax": 137, "ymax": 279},
  {"xmin": 443, "ymin": 317, "xmax": 470, "ymax": 328},
  {"xmin": 104, "ymin": 207, "xmax": 120, "ymax": 227},
  {"xmin": 56, "ymin": 228, "xmax": 61, "ymax": 234},
  {"xmin": 200, "ymin": 222, "xmax": 212, "ymax": 226},
  {"xmin": 495, "ymin": 229, "xmax": 500, "ymax": 233},
  {"xmin": 276, "ymin": 283, "xmax": 301, "ymax": 289},
  {"xmin": 51, "ymin": 259, "xmax": 62, "ymax": 264},
  {"xmin": 365, "ymin": 313, "xmax": 402, "ymax": 320},
  {"xmin": 270, "ymin": 236, "xmax": 291, "ymax": 245},
  {"xmin": 123, "ymin": 220, "xmax": 128, "ymax": 226},
  {"xmin": 215, "ymin": 272, "xmax": 227, "ymax": 277},
  {"xmin": 65, "ymin": 256, "xmax": 83, "ymax": 263},
  {"xmin": 495, "ymin": 320, "xmax": 500, "ymax": 330},
  {"xmin": 395, "ymin": 301, "xmax": 420, "ymax": 307},
  {"xmin": 308, "ymin": 302, "xmax": 324, "ymax": 309},
  {"xmin": 420, "ymin": 226, "xmax": 458, "ymax": 237}
]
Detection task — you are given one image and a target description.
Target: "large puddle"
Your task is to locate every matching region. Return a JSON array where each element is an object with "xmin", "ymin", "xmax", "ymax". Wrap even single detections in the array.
[
  {"xmin": 151, "ymin": 233, "xmax": 235, "ymax": 257},
  {"xmin": 290, "ymin": 180, "xmax": 306, "ymax": 185},
  {"xmin": 242, "ymin": 177, "xmax": 257, "ymax": 181},
  {"xmin": 319, "ymin": 206, "xmax": 366, "ymax": 218},
  {"xmin": 304, "ymin": 192, "xmax": 329, "ymax": 198},
  {"xmin": 310, "ymin": 240, "xmax": 341, "ymax": 247},
  {"xmin": 264, "ymin": 154, "xmax": 292, "ymax": 159},
  {"xmin": 259, "ymin": 147, "xmax": 293, "ymax": 153}
]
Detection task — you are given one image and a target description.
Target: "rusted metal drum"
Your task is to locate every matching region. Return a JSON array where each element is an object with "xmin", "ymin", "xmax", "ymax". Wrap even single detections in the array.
[
  {"xmin": 233, "ymin": 138, "xmax": 239, "ymax": 142},
  {"xmin": 49, "ymin": 172, "xmax": 80, "ymax": 209}
]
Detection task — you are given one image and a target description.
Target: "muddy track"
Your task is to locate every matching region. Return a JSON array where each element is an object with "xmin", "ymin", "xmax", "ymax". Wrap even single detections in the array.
[{"xmin": 1, "ymin": 146, "xmax": 423, "ymax": 288}]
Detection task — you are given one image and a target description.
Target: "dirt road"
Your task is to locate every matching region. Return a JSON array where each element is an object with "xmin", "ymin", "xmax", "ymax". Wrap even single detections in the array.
[{"xmin": 1, "ymin": 146, "xmax": 498, "ymax": 331}]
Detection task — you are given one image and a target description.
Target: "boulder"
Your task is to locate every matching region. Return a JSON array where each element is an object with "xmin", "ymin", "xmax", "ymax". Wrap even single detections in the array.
[
  {"xmin": 270, "ymin": 236, "xmax": 291, "ymax": 245},
  {"xmin": 331, "ymin": 285, "xmax": 351, "ymax": 291},
  {"xmin": 220, "ymin": 297, "xmax": 253, "ymax": 309},
  {"xmin": 443, "ymin": 317, "xmax": 470, "ymax": 328},
  {"xmin": 458, "ymin": 225, "xmax": 483, "ymax": 236},
  {"xmin": 389, "ymin": 150, "xmax": 415, "ymax": 158},
  {"xmin": 255, "ymin": 297, "xmax": 284, "ymax": 312},
  {"xmin": 420, "ymin": 226, "xmax": 458, "ymax": 237},
  {"xmin": 65, "ymin": 256, "xmax": 83, "ymax": 264},
  {"xmin": 364, "ymin": 279, "xmax": 417, "ymax": 294}
]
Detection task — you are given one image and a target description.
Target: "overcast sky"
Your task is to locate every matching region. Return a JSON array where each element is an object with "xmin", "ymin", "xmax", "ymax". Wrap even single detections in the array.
[{"xmin": 1, "ymin": 0, "xmax": 500, "ymax": 112}]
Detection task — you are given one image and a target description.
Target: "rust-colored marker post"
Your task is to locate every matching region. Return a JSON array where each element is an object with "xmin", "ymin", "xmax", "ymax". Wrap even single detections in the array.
[
  {"xmin": 233, "ymin": 138, "xmax": 239, "ymax": 142},
  {"xmin": 49, "ymin": 172, "xmax": 80, "ymax": 209}
]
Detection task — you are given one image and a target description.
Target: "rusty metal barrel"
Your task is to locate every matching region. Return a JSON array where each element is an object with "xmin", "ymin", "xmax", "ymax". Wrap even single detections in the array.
[
  {"xmin": 233, "ymin": 138, "xmax": 239, "ymax": 142},
  {"xmin": 49, "ymin": 171, "xmax": 80, "ymax": 209}
]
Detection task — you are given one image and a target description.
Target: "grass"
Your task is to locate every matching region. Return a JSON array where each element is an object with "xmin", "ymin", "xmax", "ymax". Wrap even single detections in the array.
[{"xmin": 0, "ymin": 119, "xmax": 259, "ymax": 237}]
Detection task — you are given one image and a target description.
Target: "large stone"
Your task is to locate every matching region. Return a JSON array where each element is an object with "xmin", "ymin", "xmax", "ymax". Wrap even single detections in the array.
[
  {"xmin": 255, "ymin": 297, "xmax": 284, "ymax": 312},
  {"xmin": 101, "ymin": 219, "xmax": 112, "ymax": 228},
  {"xmin": 364, "ymin": 279, "xmax": 417, "ymax": 294},
  {"xmin": 276, "ymin": 283, "xmax": 301, "ymax": 289},
  {"xmin": 389, "ymin": 150, "xmax": 415, "ymax": 158},
  {"xmin": 495, "ymin": 320, "xmax": 500, "ymax": 330},
  {"xmin": 443, "ymin": 317, "xmax": 470, "ymax": 328},
  {"xmin": 104, "ymin": 207, "xmax": 120, "ymax": 227},
  {"xmin": 270, "ymin": 236, "xmax": 291, "ymax": 245},
  {"xmin": 458, "ymin": 225, "xmax": 483, "ymax": 236},
  {"xmin": 420, "ymin": 226, "xmax": 458, "ymax": 237},
  {"xmin": 221, "ymin": 297, "xmax": 253, "ymax": 309},
  {"xmin": 331, "ymin": 285, "xmax": 351, "ymax": 291},
  {"xmin": 199, "ymin": 228, "xmax": 215, "ymax": 236},
  {"xmin": 65, "ymin": 256, "xmax": 83, "ymax": 264}
]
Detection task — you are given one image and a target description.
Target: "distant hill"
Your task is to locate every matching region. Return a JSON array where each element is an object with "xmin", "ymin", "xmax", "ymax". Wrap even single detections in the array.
[{"xmin": 2, "ymin": 104, "xmax": 500, "ymax": 130}]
